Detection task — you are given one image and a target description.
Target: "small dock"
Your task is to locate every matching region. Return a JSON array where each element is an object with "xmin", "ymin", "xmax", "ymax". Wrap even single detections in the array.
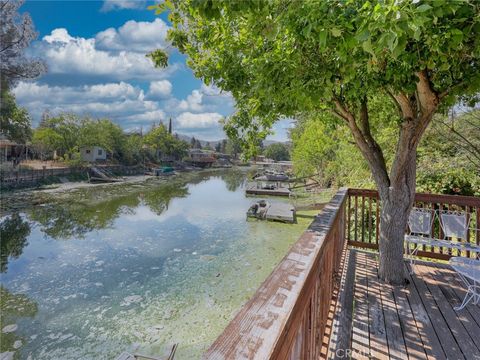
[
  {"xmin": 265, "ymin": 202, "xmax": 296, "ymax": 223},
  {"xmin": 246, "ymin": 184, "xmax": 291, "ymax": 197},
  {"xmin": 247, "ymin": 200, "xmax": 296, "ymax": 223}
]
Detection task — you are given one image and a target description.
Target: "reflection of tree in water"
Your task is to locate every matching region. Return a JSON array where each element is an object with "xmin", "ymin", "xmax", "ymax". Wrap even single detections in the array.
[
  {"xmin": 26, "ymin": 182, "xmax": 189, "ymax": 239},
  {"xmin": 141, "ymin": 182, "xmax": 189, "ymax": 215},
  {"xmin": 219, "ymin": 169, "xmax": 246, "ymax": 192},
  {"xmin": 0, "ymin": 214, "xmax": 31, "ymax": 273},
  {"xmin": 0, "ymin": 286, "xmax": 38, "ymax": 358},
  {"xmin": 28, "ymin": 194, "xmax": 141, "ymax": 239}
]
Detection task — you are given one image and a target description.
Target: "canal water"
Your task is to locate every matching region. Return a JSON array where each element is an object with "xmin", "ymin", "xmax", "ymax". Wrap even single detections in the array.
[{"xmin": 0, "ymin": 170, "xmax": 312, "ymax": 359}]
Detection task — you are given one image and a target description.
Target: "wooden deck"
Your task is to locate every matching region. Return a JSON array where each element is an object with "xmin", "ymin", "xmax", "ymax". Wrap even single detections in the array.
[{"xmin": 326, "ymin": 249, "xmax": 480, "ymax": 360}]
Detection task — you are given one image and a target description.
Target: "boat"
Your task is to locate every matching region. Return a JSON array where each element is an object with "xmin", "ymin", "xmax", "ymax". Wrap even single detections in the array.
[
  {"xmin": 247, "ymin": 200, "xmax": 271, "ymax": 220},
  {"xmin": 247, "ymin": 200, "xmax": 296, "ymax": 223},
  {"xmin": 154, "ymin": 167, "xmax": 175, "ymax": 176}
]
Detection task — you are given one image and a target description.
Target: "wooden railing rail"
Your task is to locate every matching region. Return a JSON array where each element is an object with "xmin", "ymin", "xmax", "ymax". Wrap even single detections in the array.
[
  {"xmin": 347, "ymin": 188, "xmax": 480, "ymax": 260},
  {"xmin": 204, "ymin": 188, "xmax": 348, "ymax": 360}
]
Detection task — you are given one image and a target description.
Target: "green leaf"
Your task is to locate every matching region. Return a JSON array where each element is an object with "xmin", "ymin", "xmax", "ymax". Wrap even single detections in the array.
[
  {"xmin": 356, "ymin": 29, "xmax": 370, "ymax": 42},
  {"xmin": 331, "ymin": 28, "xmax": 342, "ymax": 37},
  {"xmin": 319, "ymin": 30, "xmax": 327, "ymax": 48},
  {"xmin": 362, "ymin": 39, "xmax": 374, "ymax": 55},
  {"xmin": 416, "ymin": 4, "xmax": 432, "ymax": 12}
]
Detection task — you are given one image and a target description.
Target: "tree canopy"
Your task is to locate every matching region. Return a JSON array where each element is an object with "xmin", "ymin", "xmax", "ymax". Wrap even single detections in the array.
[
  {"xmin": 150, "ymin": 0, "xmax": 480, "ymax": 283},
  {"xmin": 0, "ymin": 0, "xmax": 46, "ymax": 92},
  {"xmin": 0, "ymin": 88, "xmax": 32, "ymax": 143},
  {"xmin": 152, "ymin": 0, "xmax": 479, "ymax": 130},
  {"xmin": 264, "ymin": 142, "xmax": 290, "ymax": 161}
]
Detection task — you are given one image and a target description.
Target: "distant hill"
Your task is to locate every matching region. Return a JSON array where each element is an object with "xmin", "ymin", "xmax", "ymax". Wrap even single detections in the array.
[{"xmin": 175, "ymin": 134, "xmax": 289, "ymax": 148}]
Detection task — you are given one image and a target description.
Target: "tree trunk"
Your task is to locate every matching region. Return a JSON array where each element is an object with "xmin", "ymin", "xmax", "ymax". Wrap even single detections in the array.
[{"xmin": 378, "ymin": 151, "xmax": 417, "ymax": 284}]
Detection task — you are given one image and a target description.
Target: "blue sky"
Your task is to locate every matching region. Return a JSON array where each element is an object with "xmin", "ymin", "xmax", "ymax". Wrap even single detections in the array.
[{"xmin": 14, "ymin": 0, "xmax": 293, "ymax": 141}]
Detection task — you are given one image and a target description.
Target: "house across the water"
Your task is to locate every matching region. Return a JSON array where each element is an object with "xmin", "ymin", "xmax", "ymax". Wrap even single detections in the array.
[
  {"xmin": 186, "ymin": 149, "xmax": 216, "ymax": 168},
  {"xmin": 80, "ymin": 146, "xmax": 107, "ymax": 163}
]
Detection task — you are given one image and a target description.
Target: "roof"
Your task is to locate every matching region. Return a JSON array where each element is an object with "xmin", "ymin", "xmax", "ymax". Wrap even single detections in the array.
[{"xmin": 0, "ymin": 139, "xmax": 18, "ymax": 147}]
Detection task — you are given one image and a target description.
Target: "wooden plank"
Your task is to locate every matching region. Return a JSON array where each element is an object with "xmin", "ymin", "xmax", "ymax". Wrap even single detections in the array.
[
  {"xmin": 391, "ymin": 269, "xmax": 428, "ymax": 360},
  {"xmin": 327, "ymin": 249, "xmax": 355, "ymax": 359},
  {"xmin": 366, "ymin": 255, "xmax": 408, "ymax": 360},
  {"xmin": 409, "ymin": 264, "xmax": 465, "ymax": 360},
  {"xmin": 429, "ymin": 265, "xmax": 480, "ymax": 351},
  {"xmin": 363, "ymin": 253, "xmax": 389, "ymax": 360},
  {"xmin": 350, "ymin": 250, "xmax": 370, "ymax": 359},
  {"xmin": 433, "ymin": 264, "xmax": 480, "ymax": 328},
  {"xmin": 402, "ymin": 263, "xmax": 446, "ymax": 360},
  {"xmin": 407, "ymin": 266, "xmax": 463, "ymax": 359},
  {"xmin": 416, "ymin": 264, "xmax": 480, "ymax": 358}
]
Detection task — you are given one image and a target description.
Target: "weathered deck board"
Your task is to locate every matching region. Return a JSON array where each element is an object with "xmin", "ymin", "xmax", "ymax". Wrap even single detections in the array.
[
  {"xmin": 326, "ymin": 249, "xmax": 355, "ymax": 360},
  {"xmin": 350, "ymin": 251, "xmax": 370, "ymax": 359},
  {"xmin": 363, "ymin": 253, "xmax": 389, "ymax": 360},
  {"xmin": 326, "ymin": 250, "xmax": 480, "ymax": 360},
  {"xmin": 415, "ymin": 264, "xmax": 480, "ymax": 358}
]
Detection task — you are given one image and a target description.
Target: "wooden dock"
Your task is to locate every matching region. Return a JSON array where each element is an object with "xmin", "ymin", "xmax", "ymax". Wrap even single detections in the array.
[
  {"xmin": 325, "ymin": 250, "xmax": 480, "ymax": 359},
  {"xmin": 264, "ymin": 202, "xmax": 295, "ymax": 223},
  {"xmin": 246, "ymin": 184, "xmax": 291, "ymax": 197}
]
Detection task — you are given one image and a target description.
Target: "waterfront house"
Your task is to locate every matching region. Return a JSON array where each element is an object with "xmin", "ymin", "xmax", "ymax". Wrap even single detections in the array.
[
  {"xmin": 80, "ymin": 146, "xmax": 107, "ymax": 163},
  {"xmin": 187, "ymin": 149, "xmax": 216, "ymax": 168}
]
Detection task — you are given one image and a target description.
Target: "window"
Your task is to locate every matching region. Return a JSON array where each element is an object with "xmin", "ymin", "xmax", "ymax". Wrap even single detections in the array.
[
  {"xmin": 85, "ymin": 149, "xmax": 91, "ymax": 154},
  {"xmin": 98, "ymin": 149, "xmax": 103, "ymax": 155}
]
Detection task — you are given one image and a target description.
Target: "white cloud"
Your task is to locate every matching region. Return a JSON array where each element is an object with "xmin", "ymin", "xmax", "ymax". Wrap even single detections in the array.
[
  {"xmin": 176, "ymin": 112, "xmax": 223, "ymax": 129},
  {"xmin": 31, "ymin": 24, "xmax": 175, "ymax": 84},
  {"xmin": 100, "ymin": 0, "xmax": 146, "ymax": 12},
  {"xmin": 178, "ymin": 90, "xmax": 204, "ymax": 112},
  {"xmin": 14, "ymin": 81, "xmax": 143, "ymax": 104},
  {"xmin": 96, "ymin": 18, "xmax": 170, "ymax": 53},
  {"xmin": 124, "ymin": 110, "xmax": 166, "ymax": 123},
  {"xmin": 148, "ymin": 80, "xmax": 172, "ymax": 98},
  {"xmin": 13, "ymin": 81, "xmax": 159, "ymax": 126},
  {"xmin": 43, "ymin": 28, "xmax": 74, "ymax": 43}
]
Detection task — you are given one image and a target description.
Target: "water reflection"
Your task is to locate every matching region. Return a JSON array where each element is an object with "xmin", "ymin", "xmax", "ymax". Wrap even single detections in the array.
[
  {"xmin": 0, "ymin": 214, "xmax": 31, "ymax": 273},
  {"xmin": 24, "ymin": 182, "xmax": 189, "ymax": 240},
  {"xmin": 218, "ymin": 169, "xmax": 246, "ymax": 192}
]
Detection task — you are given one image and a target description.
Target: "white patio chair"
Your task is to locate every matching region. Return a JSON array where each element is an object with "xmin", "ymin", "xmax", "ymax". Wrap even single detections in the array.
[
  {"xmin": 439, "ymin": 210, "xmax": 480, "ymax": 258},
  {"xmin": 405, "ymin": 207, "xmax": 436, "ymax": 272}
]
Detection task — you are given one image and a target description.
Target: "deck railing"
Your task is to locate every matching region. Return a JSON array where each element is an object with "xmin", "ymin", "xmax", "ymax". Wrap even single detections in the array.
[
  {"xmin": 347, "ymin": 188, "xmax": 480, "ymax": 260},
  {"xmin": 204, "ymin": 188, "xmax": 348, "ymax": 360},
  {"xmin": 204, "ymin": 187, "xmax": 480, "ymax": 359}
]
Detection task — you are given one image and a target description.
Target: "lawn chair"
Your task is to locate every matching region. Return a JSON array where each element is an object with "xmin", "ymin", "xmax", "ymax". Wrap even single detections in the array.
[
  {"xmin": 406, "ymin": 208, "xmax": 480, "ymax": 273},
  {"xmin": 439, "ymin": 210, "xmax": 480, "ymax": 258},
  {"xmin": 405, "ymin": 207, "xmax": 435, "ymax": 272}
]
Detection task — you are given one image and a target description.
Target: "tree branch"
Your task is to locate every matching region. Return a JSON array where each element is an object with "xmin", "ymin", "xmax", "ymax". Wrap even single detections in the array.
[{"xmin": 332, "ymin": 98, "xmax": 390, "ymax": 194}]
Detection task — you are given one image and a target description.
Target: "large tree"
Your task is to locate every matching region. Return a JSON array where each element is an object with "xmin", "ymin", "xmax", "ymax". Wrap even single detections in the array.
[
  {"xmin": 0, "ymin": 0, "xmax": 46, "ymax": 91},
  {"xmin": 264, "ymin": 142, "xmax": 291, "ymax": 161},
  {"xmin": 1, "ymin": 0, "xmax": 45, "ymax": 145},
  {"xmin": 151, "ymin": 0, "xmax": 480, "ymax": 283}
]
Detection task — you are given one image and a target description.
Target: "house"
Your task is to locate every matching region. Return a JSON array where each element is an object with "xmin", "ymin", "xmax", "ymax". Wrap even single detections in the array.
[
  {"xmin": 186, "ymin": 149, "xmax": 216, "ymax": 168},
  {"xmin": 0, "ymin": 134, "xmax": 24, "ymax": 163},
  {"xmin": 80, "ymin": 146, "xmax": 107, "ymax": 163}
]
